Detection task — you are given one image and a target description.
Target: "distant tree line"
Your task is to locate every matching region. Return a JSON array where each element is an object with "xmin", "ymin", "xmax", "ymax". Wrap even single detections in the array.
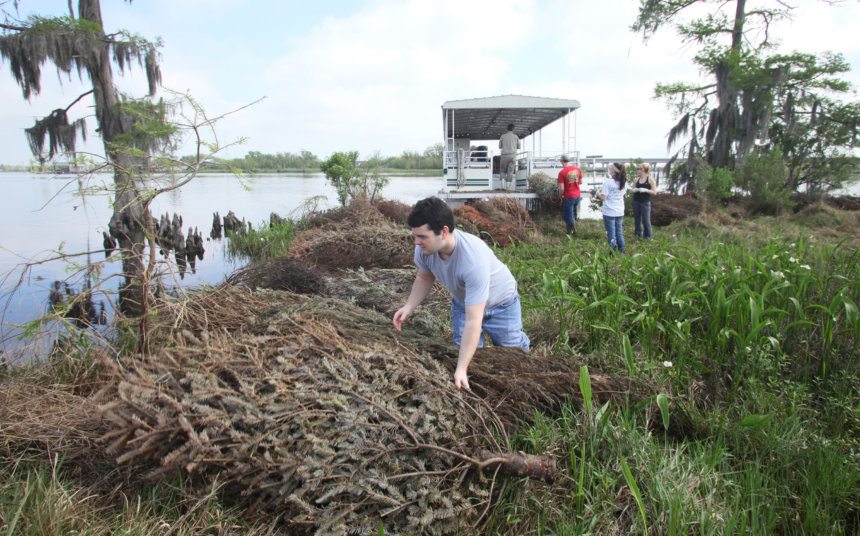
[{"xmin": 180, "ymin": 143, "xmax": 445, "ymax": 172}]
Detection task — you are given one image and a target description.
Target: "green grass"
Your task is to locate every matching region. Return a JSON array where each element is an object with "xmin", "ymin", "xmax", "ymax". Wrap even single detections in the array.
[
  {"xmin": 485, "ymin": 213, "xmax": 860, "ymax": 534},
  {"xmin": 224, "ymin": 218, "xmax": 302, "ymax": 261}
]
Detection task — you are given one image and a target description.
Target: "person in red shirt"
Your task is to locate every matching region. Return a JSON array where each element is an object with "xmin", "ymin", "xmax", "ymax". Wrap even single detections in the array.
[{"xmin": 556, "ymin": 154, "xmax": 583, "ymax": 235}]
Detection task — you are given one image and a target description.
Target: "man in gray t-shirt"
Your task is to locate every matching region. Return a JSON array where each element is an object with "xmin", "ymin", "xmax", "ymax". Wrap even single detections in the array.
[
  {"xmin": 393, "ymin": 197, "xmax": 530, "ymax": 390},
  {"xmin": 498, "ymin": 124, "xmax": 520, "ymax": 189}
]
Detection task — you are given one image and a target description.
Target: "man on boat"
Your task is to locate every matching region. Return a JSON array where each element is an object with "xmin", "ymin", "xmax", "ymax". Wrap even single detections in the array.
[
  {"xmin": 499, "ymin": 124, "xmax": 520, "ymax": 189},
  {"xmin": 393, "ymin": 197, "xmax": 530, "ymax": 390}
]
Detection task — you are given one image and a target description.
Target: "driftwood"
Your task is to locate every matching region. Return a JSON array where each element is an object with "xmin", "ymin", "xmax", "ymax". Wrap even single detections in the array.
[{"xmin": 479, "ymin": 450, "xmax": 556, "ymax": 485}]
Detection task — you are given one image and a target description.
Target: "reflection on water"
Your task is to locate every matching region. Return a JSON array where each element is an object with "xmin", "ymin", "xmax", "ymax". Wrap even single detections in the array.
[{"xmin": 0, "ymin": 172, "xmax": 443, "ymax": 357}]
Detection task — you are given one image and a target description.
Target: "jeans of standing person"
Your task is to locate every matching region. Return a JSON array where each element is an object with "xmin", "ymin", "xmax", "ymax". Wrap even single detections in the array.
[
  {"xmin": 451, "ymin": 295, "xmax": 530, "ymax": 350},
  {"xmin": 602, "ymin": 215, "xmax": 625, "ymax": 252},
  {"xmin": 499, "ymin": 154, "xmax": 517, "ymax": 187},
  {"xmin": 562, "ymin": 196, "xmax": 581, "ymax": 224},
  {"xmin": 631, "ymin": 200, "xmax": 652, "ymax": 239}
]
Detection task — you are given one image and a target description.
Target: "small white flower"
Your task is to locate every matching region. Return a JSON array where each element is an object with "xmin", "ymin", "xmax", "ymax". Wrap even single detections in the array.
[
  {"xmin": 773, "ymin": 271, "xmax": 784, "ymax": 278},
  {"xmin": 672, "ymin": 234, "xmax": 676, "ymax": 237},
  {"xmin": 789, "ymin": 256, "xmax": 796, "ymax": 263},
  {"xmin": 791, "ymin": 243, "xmax": 796, "ymax": 247},
  {"xmin": 745, "ymin": 346, "xmax": 751, "ymax": 353},
  {"xmin": 801, "ymin": 265, "xmax": 810, "ymax": 269},
  {"xmin": 662, "ymin": 361, "xmax": 673, "ymax": 368}
]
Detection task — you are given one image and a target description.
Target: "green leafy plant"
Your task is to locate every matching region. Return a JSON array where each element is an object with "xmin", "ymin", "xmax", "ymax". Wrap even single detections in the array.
[
  {"xmin": 737, "ymin": 147, "xmax": 794, "ymax": 215},
  {"xmin": 320, "ymin": 151, "xmax": 390, "ymax": 206},
  {"xmin": 620, "ymin": 454, "xmax": 648, "ymax": 530}
]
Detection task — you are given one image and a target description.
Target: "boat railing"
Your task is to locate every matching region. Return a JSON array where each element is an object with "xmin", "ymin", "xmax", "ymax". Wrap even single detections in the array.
[{"xmin": 444, "ymin": 150, "xmax": 494, "ymax": 169}]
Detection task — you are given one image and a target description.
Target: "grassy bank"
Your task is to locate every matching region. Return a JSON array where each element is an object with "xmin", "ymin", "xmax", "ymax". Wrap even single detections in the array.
[
  {"xmin": 2, "ymin": 205, "xmax": 859, "ymax": 534},
  {"xmin": 490, "ymin": 210, "xmax": 860, "ymax": 535}
]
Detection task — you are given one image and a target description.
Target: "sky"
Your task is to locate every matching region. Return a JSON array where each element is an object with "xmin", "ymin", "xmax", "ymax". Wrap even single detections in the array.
[{"xmin": 1, "ymin": 0, "xmax": 859, "ymax": 165}]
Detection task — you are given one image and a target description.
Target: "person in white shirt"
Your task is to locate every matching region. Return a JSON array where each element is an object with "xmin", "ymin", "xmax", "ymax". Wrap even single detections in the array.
[
  {"xmin": 598, "ymin": 162, "xmax": 628, "ymax": 253},
  {"xmin": 498, "ymin": 124, "xmax": 521, "ymax": 189}
]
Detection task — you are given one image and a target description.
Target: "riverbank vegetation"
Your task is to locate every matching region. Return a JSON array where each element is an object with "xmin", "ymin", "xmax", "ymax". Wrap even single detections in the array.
[
  {"xmin": 3, "ymin": 191, "xmax": 859, "ymax": 534},
  {"xmin": 178, "ymin": 143, "xmax": 446, "ymax": 174}
]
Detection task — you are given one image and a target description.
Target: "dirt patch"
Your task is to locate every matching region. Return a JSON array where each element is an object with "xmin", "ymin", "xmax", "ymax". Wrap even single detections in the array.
[{"xmin": 650, "ymin": 193, "xmax": 702, "ymax": 227}]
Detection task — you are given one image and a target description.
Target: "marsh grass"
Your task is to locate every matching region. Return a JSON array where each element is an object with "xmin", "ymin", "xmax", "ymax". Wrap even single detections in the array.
[
  {"xmin": 489, "ymin": 210, "xmax": 860, "ymax": 534},
  {"xmin": 224, "ymin": 219, "xmax": 302, "ymax": 261}
]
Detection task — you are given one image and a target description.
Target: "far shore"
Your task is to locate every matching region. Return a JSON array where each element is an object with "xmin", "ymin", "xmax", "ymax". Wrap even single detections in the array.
[{"xmin": 0, "ymin": 168, "xmax": 444, "ymax": 176}]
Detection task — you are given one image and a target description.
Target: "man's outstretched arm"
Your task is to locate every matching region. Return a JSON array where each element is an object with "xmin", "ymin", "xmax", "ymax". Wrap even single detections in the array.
[
  {"xmin": 454, "ymin": 301, "xmax": 486, "ymax": 390},
  {"xmin": 393, "ymin": 269, "xmax": 436, "ymax": 331}
]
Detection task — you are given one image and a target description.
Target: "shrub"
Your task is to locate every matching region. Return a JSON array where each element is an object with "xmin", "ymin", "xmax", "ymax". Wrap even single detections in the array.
[
  {"xmin": 738, "ymin": 147, "xmax": 794, "ymax": 215},
  {"xmin": 700, "ymin": 166, "xmax": 737, "ymax": 203},
  {"xmin": 320, "ymin": 151, "xmax": 390, "ymax": 206}
]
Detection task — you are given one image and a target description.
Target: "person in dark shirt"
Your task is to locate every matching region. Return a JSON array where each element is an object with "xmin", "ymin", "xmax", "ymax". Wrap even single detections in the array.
[{"xmin": 631, "ymin": 163, "xmax": 657, "ymax": 240}]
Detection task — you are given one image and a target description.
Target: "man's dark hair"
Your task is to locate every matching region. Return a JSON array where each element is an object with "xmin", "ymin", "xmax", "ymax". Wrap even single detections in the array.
[
  {"xmin": 407, "ymin": 197, "xmax": 455, "ymax": 235},
  {"xmin": 507, "ymin": 123, "xmax": 515, "ymax": 131}
]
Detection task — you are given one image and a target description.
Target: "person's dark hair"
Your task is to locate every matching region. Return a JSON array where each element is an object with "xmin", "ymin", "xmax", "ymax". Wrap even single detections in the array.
[
  {"xmin": 407, "ymin": 197, "xmax": 455, "ymax": 235},
  {"xmin": 507, "ymin": 123, "xmax": 515, "ymax": 131},
  {"xmin": 611, "ymin": 162, "xmax": 627, "ymax": 190}
]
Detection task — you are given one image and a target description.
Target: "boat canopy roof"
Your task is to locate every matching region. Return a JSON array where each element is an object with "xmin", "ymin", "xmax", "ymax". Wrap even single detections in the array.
[{"xmin": 442, "ymin": 94, "xmax": 581, "ymax": 140}]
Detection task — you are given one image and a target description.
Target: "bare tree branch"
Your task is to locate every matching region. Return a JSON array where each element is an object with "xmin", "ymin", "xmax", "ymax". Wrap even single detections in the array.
[{"xmin": 63, "ymin": 89, "xmax": 94, "ymax": 113}]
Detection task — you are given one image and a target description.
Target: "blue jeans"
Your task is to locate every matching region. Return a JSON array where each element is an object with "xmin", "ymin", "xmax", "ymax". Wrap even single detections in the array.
[
  {"xmin": 562, "ymin": 197, "xmax": 581, "ymax": 224},
  {"xmin": 451, "ymin": 295, "xmax": 530, "ymax": 350},
  {"xmin": 632, "ymin": 200, "xmax": 652, "ymax": 239},
  {"xmin": 602, "ymin": 215, "xmax": 625, "ymax": 252}
]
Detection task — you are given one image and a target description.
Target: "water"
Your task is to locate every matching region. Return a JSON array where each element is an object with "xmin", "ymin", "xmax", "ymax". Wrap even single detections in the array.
[{"xmin": 0, "ymin": 172, "xmax": 442, "ymax": 357}]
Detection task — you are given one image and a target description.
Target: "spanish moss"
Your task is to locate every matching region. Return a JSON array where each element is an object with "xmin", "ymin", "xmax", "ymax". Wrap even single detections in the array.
[
  {"xmin": 24, "ymin": 108, "xmax": 86, "ymax": 161},
  {"xmin": 0, "ymin": 15, "xmax": 160, "ymax": 101}
]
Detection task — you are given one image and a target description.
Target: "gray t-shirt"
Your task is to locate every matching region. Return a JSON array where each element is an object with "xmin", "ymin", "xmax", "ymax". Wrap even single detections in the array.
[
  {"xmin": 499, "ymin": 132, "xmax": 521, "ymax": 155},
  {"xmin": 414, "ymin": 230, "xmax": 518, "ymax": 309}
]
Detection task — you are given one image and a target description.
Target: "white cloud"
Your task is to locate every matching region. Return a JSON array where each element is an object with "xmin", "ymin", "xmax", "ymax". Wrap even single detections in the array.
[{"xmin": 226, "ymin": 0, "xmax": 536, "ymax": 157}]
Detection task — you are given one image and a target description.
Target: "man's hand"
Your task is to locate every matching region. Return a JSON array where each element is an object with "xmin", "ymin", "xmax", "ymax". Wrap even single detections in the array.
[
  {"xmin": 454, "ymin": 367, "xmax": 470, "ymax": 390},
  {"xmin": 392, "ymin": 307, "xmax": 411, "ymax": 332},
  {"xmin": 394, "ymin": 270, "xmax": 435, "ymax": 332}
]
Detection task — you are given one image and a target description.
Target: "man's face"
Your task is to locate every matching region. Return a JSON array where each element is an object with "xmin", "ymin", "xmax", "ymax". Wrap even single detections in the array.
[{"xmin": 412, "ymin": 224, "xmax": 447, "ymax": 255}]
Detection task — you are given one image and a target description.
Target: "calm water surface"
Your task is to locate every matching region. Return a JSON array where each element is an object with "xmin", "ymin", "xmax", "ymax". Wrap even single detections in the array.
[{"xmin": 0, "ymin": 172, "xmax": 442, "ymax": 356}]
